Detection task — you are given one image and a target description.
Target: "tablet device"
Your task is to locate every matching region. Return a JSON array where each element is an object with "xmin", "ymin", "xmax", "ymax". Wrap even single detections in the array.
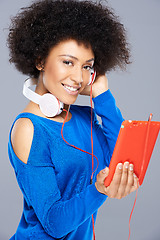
[{"xmin": 104, "ymin": 114, "xmax": 160, "ymax": 187}]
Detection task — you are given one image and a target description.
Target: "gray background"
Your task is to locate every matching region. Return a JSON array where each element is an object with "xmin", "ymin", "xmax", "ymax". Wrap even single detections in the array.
[{"xmin": 1, "ymin": 0, "xmax": 160, "ymax": 239}]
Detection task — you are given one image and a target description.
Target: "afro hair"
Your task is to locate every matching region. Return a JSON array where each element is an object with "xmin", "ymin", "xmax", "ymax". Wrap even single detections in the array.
[{"xmin": 7, "ymin": 0, "xmax": 131, "ymax": 78}]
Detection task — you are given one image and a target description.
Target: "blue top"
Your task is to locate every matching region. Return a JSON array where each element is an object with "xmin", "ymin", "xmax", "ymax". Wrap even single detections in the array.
[{"xmin": 8, "ymin": 90, "xmax": 123, "ymax": 240}]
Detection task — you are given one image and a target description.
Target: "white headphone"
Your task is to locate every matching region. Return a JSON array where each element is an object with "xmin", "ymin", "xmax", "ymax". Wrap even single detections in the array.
[
  {"xmin": 23, "ymin": 69, "xmax": 96, "ymax": 118},
  {"xmin": 23, "ymin": 78, "xmax": 64, "ymax": 118},
  {"xmin": 87, "ymin": 68, "xmax": 96, "ymax": 85}
]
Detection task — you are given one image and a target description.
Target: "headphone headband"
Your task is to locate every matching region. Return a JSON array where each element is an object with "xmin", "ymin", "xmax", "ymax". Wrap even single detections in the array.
[
  {"xmin": 23, "ymin": 78, "xmax": 41, "ymax": 105},
  {"xmin": 23, "ymin": 78, "xmax": 64, "ymax": 117}
]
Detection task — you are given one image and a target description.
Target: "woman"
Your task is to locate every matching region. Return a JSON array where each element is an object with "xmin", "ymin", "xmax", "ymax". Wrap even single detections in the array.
[{"xmin": 7, "ymin": 0, "xmax": 138, "ymax": 239}]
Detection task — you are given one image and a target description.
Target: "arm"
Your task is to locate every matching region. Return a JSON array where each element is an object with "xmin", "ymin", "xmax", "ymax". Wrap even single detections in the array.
[
  {"xmin": 10, "ymin": 118, "xmax": 107, "ymax": 238},
  {"xmin": 92, "ymin": 74, "xmax": 124, "ymax": 156},
  {"xmin": 81, "ymin": 74, "xmax": 124, "ymax": 161},
  {"xmin": 81, "ymin": 74, "xmax": 139, "ymax": 199},
  {"xmin": 92, "ymin": 75, "xmax": 139, "ymax": 198},
  {"xmin": 92, "ymin": 89, "xmax": 124, "ymax": 162}
]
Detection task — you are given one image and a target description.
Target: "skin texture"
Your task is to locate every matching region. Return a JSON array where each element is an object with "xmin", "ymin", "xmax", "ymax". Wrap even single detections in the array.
[
  {"xmin": 11, "ymin": 39, "xmax": 139, "ymax": 199},
  {"xmin": 36, "ymin": 39, "xmax": 95, "ymax": 106}
]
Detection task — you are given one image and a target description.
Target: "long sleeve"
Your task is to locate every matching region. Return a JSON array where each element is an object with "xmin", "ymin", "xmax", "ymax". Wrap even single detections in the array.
[
  {"xmin": 92, "ymin": 89, "xmax": 124, "ymax": 166},
  {"xmin": 15, "ymin": 163, "xmax": 106, "ymax": 239}
]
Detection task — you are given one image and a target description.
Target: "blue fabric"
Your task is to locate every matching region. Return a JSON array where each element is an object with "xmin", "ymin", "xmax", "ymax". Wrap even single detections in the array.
[{"xmin": 8, "ymin": 90, "xmax": 124, "ymax": 240}]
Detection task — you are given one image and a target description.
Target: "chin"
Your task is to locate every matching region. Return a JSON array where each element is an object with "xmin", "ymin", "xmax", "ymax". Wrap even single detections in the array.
[{"xmin": 62, "ymin": 96, "xmax": 78, "ymax": 106}]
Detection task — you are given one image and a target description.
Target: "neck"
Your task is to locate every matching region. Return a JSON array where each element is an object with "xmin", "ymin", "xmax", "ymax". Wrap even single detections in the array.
[
  {"xmin": 35, "ymin": 73, "xmax": 48, "ymax": 96},
  {"xmin": 61, "ymin": 104, "xmax": 71, "ymax": 121}
]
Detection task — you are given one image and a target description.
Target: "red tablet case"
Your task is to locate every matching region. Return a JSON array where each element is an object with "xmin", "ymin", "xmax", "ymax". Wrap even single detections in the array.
[{"xmin": 104, "ymin": 115, "xmax": 160, "ymax": 187}]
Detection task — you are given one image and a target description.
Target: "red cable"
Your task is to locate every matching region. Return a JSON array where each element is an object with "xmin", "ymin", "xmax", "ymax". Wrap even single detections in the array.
[
  {"xmin": 128, "ymin": 114, "xmax": 152, "ymax": 239},
  {"xmin": 128, "ymin": 184, "xmax": 139, "ymax": 240},
  {"xmin": 61, "ymin": 92, "xmax": 151, "ymax": 240},
  {"xmin": 61, "ymin": 81, "xmax": 98, "ymax": 240},
  {"xmin": 61, "ymin": 111, "xmax": 99, "ymax": 177},
  {"xmin": 61, "ymin": 108, "xmax": 97, "ymax": 240},
  {"xmin": 139, "ymin": 113, "xmax": 152, "ymax": 181},
  {"xmin": 90, "ymin": 83, "xmax": 94, "ymax": 180},
  {"xmin": 90, "ymin": 83, "xmax": 96, "ymax": 240},
  {"xmin": 92, "ymin": 214, "xmax": 96, "ymax": 240}
]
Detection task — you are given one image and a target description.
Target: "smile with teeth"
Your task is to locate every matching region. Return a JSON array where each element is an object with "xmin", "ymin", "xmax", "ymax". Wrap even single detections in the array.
[{"xmin": 62, "ymin": 83, "xmax": 80, "ymax": 92}]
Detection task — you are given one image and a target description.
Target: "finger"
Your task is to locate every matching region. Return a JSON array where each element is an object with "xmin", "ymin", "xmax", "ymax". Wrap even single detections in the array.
[
  {"xmin": 131, "ymin": 173, "xmax": 139, "ymax": 192},
  {"xmin": 124, "ymin": 164, "xmax": 134, "ymax": 195},
  {"xmin": 109, "ymin": 163, "xmax": 123, "ymax": 197},
  {"xmin": 117, "ymin": 162, "xmax": 129, "ymax": 198},
  {"xmin": 97, "ymin": 167, "xmax": 109, "ymax": 185}
]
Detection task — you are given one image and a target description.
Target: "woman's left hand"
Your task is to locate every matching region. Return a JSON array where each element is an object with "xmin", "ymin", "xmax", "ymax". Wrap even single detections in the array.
[
  {"xmin": 95, "ymin": 162, "xmax": 139, "ymax": 199},
  {"xmin": 80, "ymin": 74, "xmax": 109, "ymax": 98}
]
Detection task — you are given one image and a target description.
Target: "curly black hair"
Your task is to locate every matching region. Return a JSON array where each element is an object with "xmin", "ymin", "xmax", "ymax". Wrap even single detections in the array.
[{"xmin": 7, "ymin": 0, "xmax": 131, "ymax": 78}]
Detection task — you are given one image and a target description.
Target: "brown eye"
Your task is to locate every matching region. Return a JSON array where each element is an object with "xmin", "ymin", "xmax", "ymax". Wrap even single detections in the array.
[
  {"xmin": 63, "ymin": 60, "xmax": 73, "ymax": 66},
  {"xmin": 83, "ymin": 65, "xmax": 92, "ymax": 71}
]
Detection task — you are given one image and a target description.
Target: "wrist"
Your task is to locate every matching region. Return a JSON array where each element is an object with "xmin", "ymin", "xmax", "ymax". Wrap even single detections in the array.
[
  {"xmin": 92, "ymin": 86, "xmax": 109, "ymax": 98},
  {"xmin": 92, "ymin": 74, "xmax": 109, "ymax": 98},
  {"xmin": 95, "ymin": 182, "xmax": 106, "ymax": 195}
]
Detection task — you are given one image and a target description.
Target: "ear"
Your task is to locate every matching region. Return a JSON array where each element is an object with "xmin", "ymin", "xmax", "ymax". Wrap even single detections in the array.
[
  {"xmin": 36, "ymin": 64, "xmax": 44, "ymax": 72},
  {"xmin": 35, "ymin": 58, "xmax": 45, "ymax": 71}
]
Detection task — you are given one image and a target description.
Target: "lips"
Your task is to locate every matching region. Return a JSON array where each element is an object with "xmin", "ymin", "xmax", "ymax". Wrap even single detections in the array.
[{"xmin": 61, "ymin": 83, "xmax": 81, "ymax": 95}]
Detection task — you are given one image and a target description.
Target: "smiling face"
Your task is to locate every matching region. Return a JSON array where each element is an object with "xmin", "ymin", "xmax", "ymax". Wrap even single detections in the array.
[{"xmin": 37, "ymin": 39, "xmax": 95, "ymax": 105}]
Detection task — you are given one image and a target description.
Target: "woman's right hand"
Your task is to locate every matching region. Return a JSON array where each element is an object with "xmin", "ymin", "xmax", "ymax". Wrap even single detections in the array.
[
  {"xmin": 80, "ymin": 74, "xmax": 108, "ymax": 98},
  {"xmin": 95, "ymin": 162, "xmax": 139, "ymax": 199}
]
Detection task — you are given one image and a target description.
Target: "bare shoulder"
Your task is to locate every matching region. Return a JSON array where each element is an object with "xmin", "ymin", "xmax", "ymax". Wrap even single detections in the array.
[{"xmin": 11, "ymin": 118, "xmax": 34, "ymax": 164}]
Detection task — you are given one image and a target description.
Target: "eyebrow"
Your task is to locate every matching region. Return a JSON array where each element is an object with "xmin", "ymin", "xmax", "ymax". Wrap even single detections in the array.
[{"xmin": 58, "ymin": 54, "xmax": 95, "ymax": 63}]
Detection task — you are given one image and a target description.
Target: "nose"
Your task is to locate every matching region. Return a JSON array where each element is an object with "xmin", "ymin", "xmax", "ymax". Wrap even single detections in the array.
[{"xmin": 70, "ymin": 67, "xmax": 83, "ymax": 84}]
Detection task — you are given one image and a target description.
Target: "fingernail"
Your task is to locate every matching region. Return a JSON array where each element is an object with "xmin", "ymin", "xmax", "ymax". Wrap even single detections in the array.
[
  {"xmin": 102, "ymin": 169, "xmax": 106, "ymax": 174},
  {"xmin": 125, "ymin": 162, "xmax": 129, "ymax": 169},
  {"xmin": 130, "ymin": 164, "xmax": 133, "ymax": 171},
  {"xmin": 118, "ymin": 163, "xmax": 123, "ymax": 169}
]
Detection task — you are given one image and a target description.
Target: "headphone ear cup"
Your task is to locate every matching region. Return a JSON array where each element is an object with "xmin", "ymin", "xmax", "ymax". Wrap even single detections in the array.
[
  {"xmin": 87, "ymin": 70, "xmax": 96, "ymax": 85},
  {"xmin": 39, "ymin": 93, "xmax": 63, "ymax": 118}
]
